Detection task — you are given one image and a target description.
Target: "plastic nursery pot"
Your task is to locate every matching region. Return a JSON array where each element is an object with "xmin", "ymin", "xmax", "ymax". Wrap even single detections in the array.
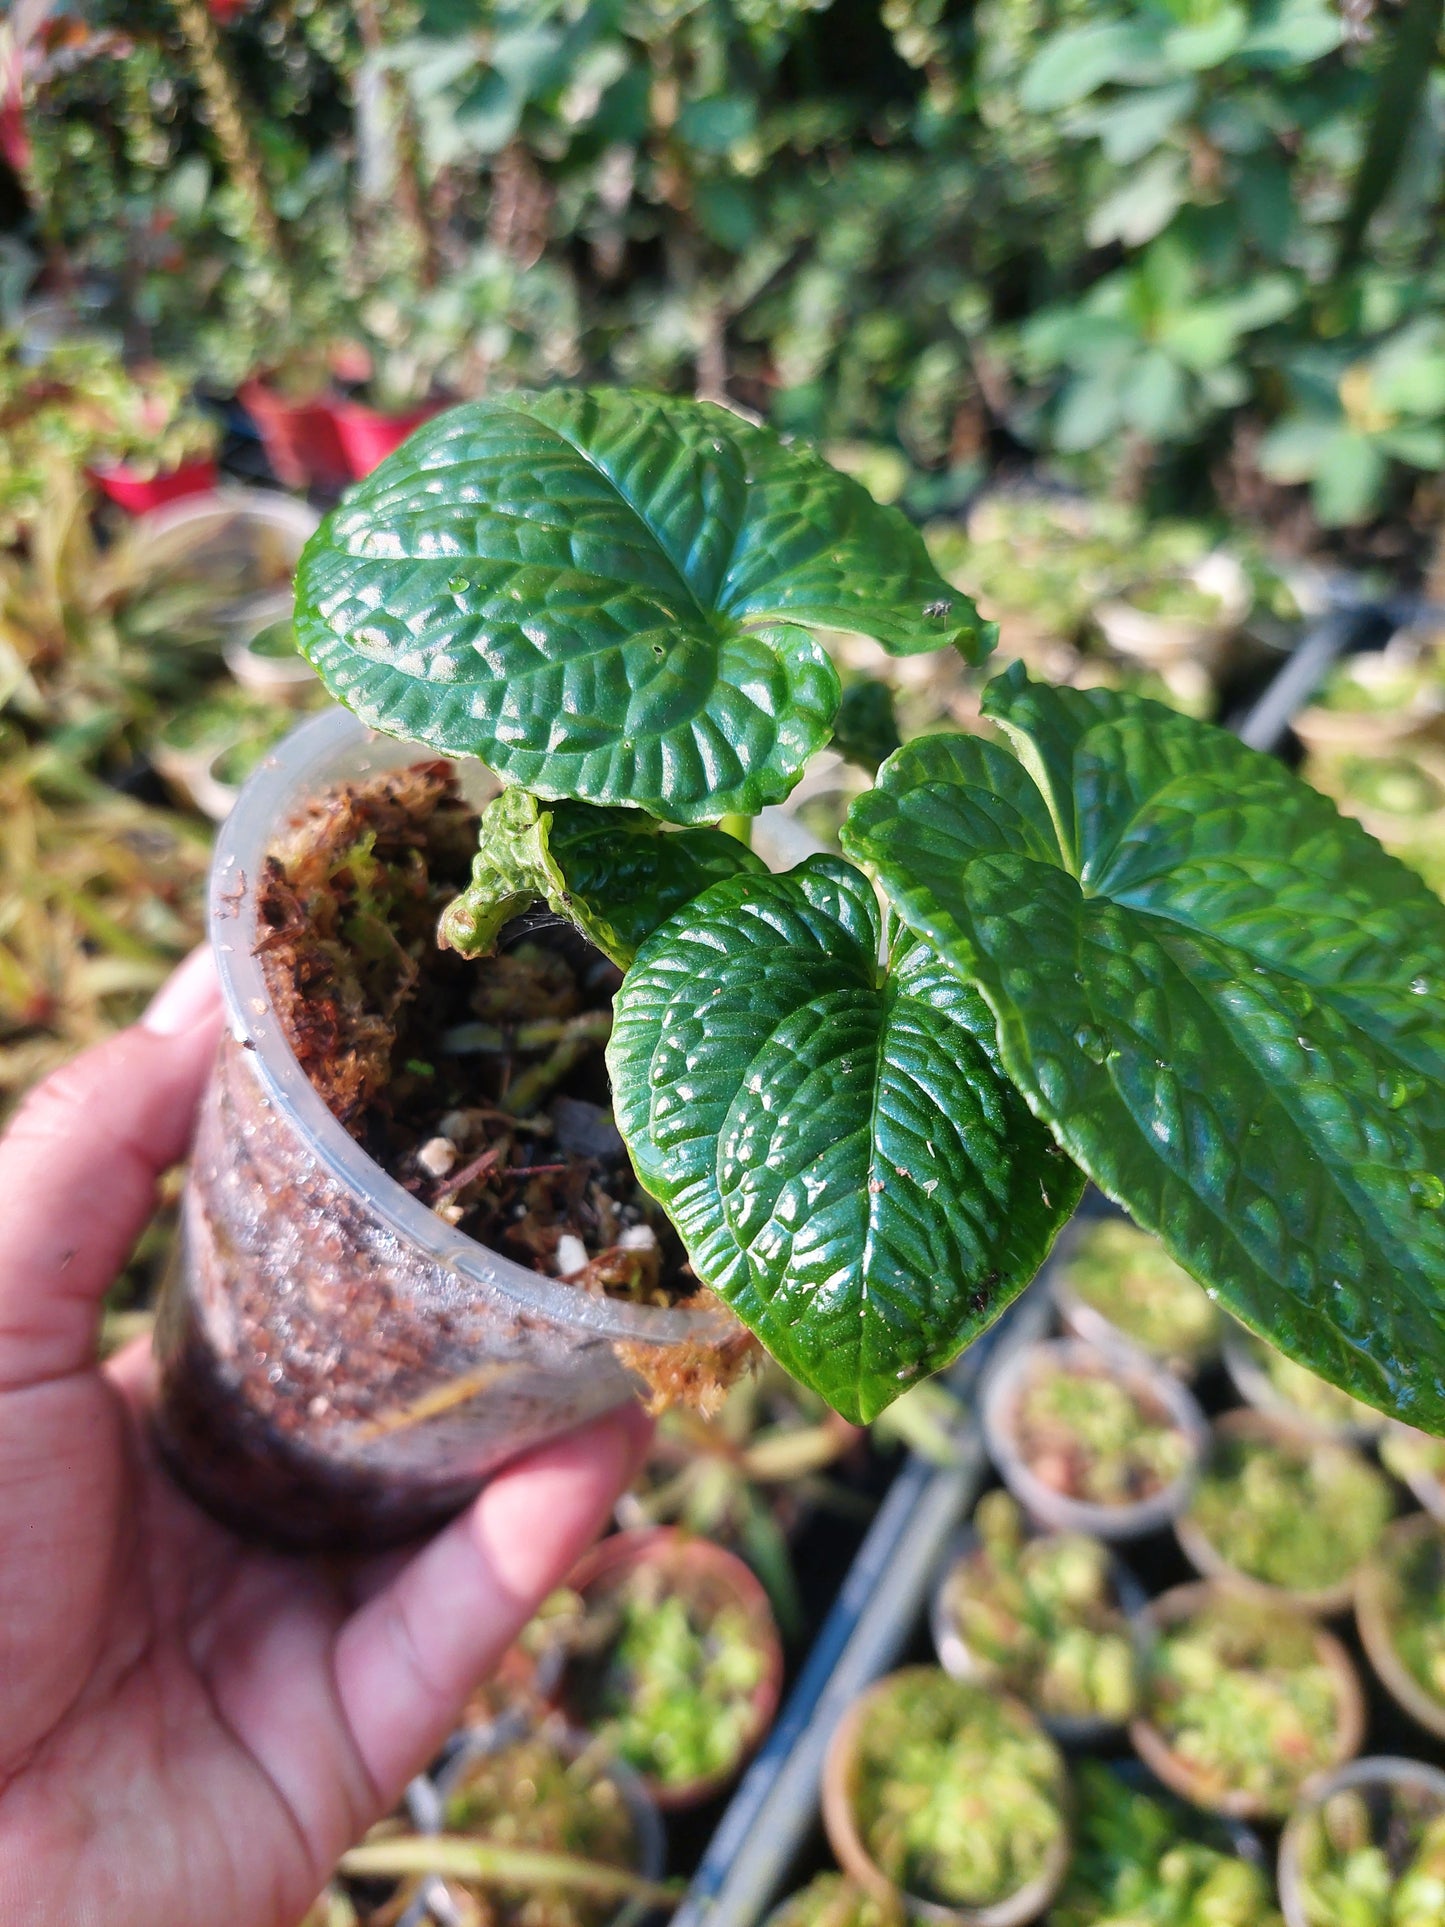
[
  {"xmin": 239, "ymin": 378, "xmax": 351, "ymax": 491},
  {"xmin": 821, "ymin": 1667, "xmax": 1071, "ymax": 1927},
  {"xmin": 1049, "ymin": 1215, "xmax": 1222, "ymax": 1379},
  {"xmin": 1277, "ymin": 1755, "xmax": 1445, "ymax": 1927},
  {"xmin": 1093, "ymin": 551, "xmax": 1249, "ymax": 674},
  {"xmin": 1175, "ymin": 1409, "xmax": 1396, "ymax": 1617},
  {"xmin": 1129, "ymin": 1581, "xmax": 1366, "ymax": 1822},
  {"xmin": 1381, "ymin": 1420, "xmax": 1445, "ymax": 1523},
  {"xmin": 1221, "ymin": 1321, "xmax": 1383, "ymax": 1445},
  {"xmin": 980, "ymin": 1337, "xmax": 1208, "ymax": 1541},
  {"xmin": 89, "ymin": 456, "xmax": 219, "ymax": 514},
  {"xmin": 332, "ymin": 400, "xmax": 441, "ymax": 479},
  {"xmin": 1355, "ymin": 1512, "xmax": 1445, "ymax": 1744},
  {"xmin": 151, "ymin": 707, "xmax": 745, "ymax": 1551},
  {"xmin": 222, "ymin": 592, "xmax": 317, "ymax": 699},
  {"xmin": 1291, "ymin": 651, "xmax": 1445, "ymax": 757},
  {"xmin": 928, "ymin": 1513, "xmax": 1151, "ymax": 1744},
  {"xmin": 1307, "ymin": 745, "xmax": 1445, "ymax": 850},
  {"xmin": 554, "ymin": 1525, "xmax": 784, "ymax": 1809},
  {"xmin": 126, "ymin": 487, "xmax": 320, "ymax": 613},
  {"xmin": 427, "ymin": 1716, "xmax": 666, "ymax": 1922}
]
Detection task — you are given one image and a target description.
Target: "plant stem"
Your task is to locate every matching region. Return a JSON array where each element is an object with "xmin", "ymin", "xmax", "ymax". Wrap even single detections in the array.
[
  {"xmin": 337, "ymin": 1836, "xmax": 682, "ymax": 1905},
  {"xmin": 501, "ymin": 1010, "xmax": 614, "ymax": 1115},
  {"xmin": 719, "ymin": 812, "xmax": 753, "ymax": 848}
]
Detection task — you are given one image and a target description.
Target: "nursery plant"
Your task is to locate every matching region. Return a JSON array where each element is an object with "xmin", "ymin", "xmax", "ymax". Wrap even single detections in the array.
[{"xmin": 292, "ymin": 386, "xmax": 1445, "ymax": 1429}]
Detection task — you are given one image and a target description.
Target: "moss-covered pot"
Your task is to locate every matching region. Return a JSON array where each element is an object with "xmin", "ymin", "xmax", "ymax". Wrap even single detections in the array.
[
  {"xmin": 821, "ymin": 1667, "xmax": 1071, "ymax": 1927},
  {"xmin": 1355, "ymin": 1512, "xmax": 1445, "ymax": 1745},
  {"xmin": 1381, "ymin": 1422, "xmax": 1445, "ymax": 1524},
  {"xmin": 929, "ymin": 1494, "xmax": 1150, "ymax": 1744},
  {"xmin": 1277, "ymin": 1755, "xmax": 1445, "ymax": 1927},
  {"xmin": 553, "ymin": 1525, "xmax": 783, "ymax": 1809},
  {"xmin": 1176, "ymin": 1410, "xmax": 1395, "ymax": 1615},
  {"xmin": 1222, "ymin": 1323, "xmax": 1383, "ymax": 1445},
  {"xmin": 982, "ymin": 1338, "xmax": 1207, "ymax": 1541},
  {"xmin": 1051, "ymin": 1217, "xmax": 1221, "ymax": 1378},
  {"xmin": 1130, "ymin": 1582, "xmax": 1365, "ymax": 1821}
]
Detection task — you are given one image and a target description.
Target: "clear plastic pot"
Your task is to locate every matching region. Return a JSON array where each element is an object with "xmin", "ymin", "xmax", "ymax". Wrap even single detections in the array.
[
  {"xmin": 981, "ymin": 1338, "xmax": 1208, "ymax": 1542},
  {"xmin": 151, "ymin": 707, "xmax": 746, "ymax": 1550},
  {"xmin": 1277, "ymin": 1755, "xmax": 1445, "ymax": 1927},
  {"xmin": 1221, "ymin": 1320, "xmax": 1383, "ymax": 1446}
]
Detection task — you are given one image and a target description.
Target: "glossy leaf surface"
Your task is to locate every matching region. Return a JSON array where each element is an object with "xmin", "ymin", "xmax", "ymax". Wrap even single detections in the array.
[
  {"xmin": 439, "ymin": 787, "xmax": 763, "ymax": 968},
  {"xmin": 294, "ymin": 389, "xmax": 990, "ymax": 824},
  {"xmin": 843, "ymin": 664, "xmax": 1445, "ymax": 1430},
  {"xmin": 608, "ymin": 855, "xmax": 1082, "ymax": 1421}
]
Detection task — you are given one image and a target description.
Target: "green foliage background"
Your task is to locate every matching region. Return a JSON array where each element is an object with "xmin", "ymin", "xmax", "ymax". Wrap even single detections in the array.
[{"xmin": 16, "ymin": 0, "xmax": 1445, "ymax": 530}]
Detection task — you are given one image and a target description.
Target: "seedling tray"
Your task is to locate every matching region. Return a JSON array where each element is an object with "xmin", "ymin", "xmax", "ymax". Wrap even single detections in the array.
[{"xmin": 672, "ymin": 598, "xmax": 1444, "ymax": 1925}]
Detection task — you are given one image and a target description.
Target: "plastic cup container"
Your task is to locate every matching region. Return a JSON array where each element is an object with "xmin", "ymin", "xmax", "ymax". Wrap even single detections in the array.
[
  {"xmin": 1277, "ymin": 1755, "xmax": 1445, "ymax": 1927},
  {"xmin": 1175, "ymin": 1408, "xmax": 1394, "ymax": 1617},
  {"xmin": 151, "ymin": 706, "xmax": 745, "ymax": 1550},
  {"xmin": 929, "ymin": 1521, "xmax": 1151, "ymax": 1745},
  {"xmin": 981, "ymin": 1338, "xmax": 1208, "ymax": 1542}
]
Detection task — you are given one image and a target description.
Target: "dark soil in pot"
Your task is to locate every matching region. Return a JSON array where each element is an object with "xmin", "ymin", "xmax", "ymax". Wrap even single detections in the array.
[{"xmin": 251, "ymin": 759, "xmax": 697, "ymax": 1306}]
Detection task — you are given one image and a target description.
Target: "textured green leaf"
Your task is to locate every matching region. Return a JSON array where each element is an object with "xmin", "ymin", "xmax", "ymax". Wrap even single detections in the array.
[
  {"xmin": 833, "ymin": 678, "xmax": 901, "ymax": 775},
  {"xmin": 842, "ymin": 665, "xmax": 1445, "ymax": 1431},
  {"xmin": 294, "ymin": 389, "xmax": 991, "ymax": 825},
  {"xmin": 608, "ymin": 855, "xmax": 1083, "ymax": 1422},
  {"xmin": 439, "ymin": 787, "xmax": 764, "ymax": 968}
]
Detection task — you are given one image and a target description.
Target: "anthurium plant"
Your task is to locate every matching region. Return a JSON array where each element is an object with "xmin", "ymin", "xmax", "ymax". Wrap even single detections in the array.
[{"xmin": 294, "ymin": 388, "xmax": 1445, "ymax": 1428}]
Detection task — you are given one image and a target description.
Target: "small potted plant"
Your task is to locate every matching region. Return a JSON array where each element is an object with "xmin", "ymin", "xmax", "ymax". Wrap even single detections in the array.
[
  {"xmin": 1277, "ymin": 1757, "xmax": 1445, "ymax": 1927},
  {"xmin": 821, "ymin": 1667, "xmax": 1071, "ymax": 1925},
  {"xmin": 982, "ymin": 1339, "xmax": 1207, "ymax": 1540},
  {"xmin": 1306, "ymin": 750, "xmax": 1445, "ymax": 852},
  {"xmin": 930, "ymin": 1489, "xmax": 1146, "ymax": 1740},
  {"xmin": 1292, "ymin": 649, "xmax": 1444, "ymax": 756},
  {"xmin": 1223, "ymin": 1325, "xmax": 1384, "ymax": 1444},
  {"xmin": 1355, "ymin": 1513, "xmax": 1445, "ymax": 1744},
  {"xmin": 1176, "ymin": 1411, "xmax": 1395, "ymax": 1614},
  {"xmin": 1051, "ymin": 1218, "xmax": 1221, "ymax": 1377},
  {"xmin": 149, "ymin": 686, "xmax": 295, "ymax": 811},
  {"xmin": 1130, "ymin": 1583, "xmax": 1365, "ymax": 1820},
  {"xmin": 766, "ymin": 1874, "xmax": 902, "ymax": 1927},
  {"xmin": 222, "ymin": 598, "xmax": 319, "ymax": 700},
  {"xmin": 1093, "ymin": 551, "xmax": 1249, "ymax": 675},
  {"xmin": 1381, "ymin": 1424, "xmax": 1445, "ymax": 1523},
  {"xmin": 147, "ymin": 389, "xmax": 1445, "ymax": 1550},
  {"xmin": 549, "ymin": 1526, "xmax": 782, "ymax": 1809},
  {"xmin": 333, "ymin": 1714, "xmax": 667, "ymax": 1927},
  {"xmin": 239, "ymin": 342, "xmax": 352, "ymax": 492},
  {"xmin": 1050, "ymin": 1760, "xmax": 1282, "ymax": 1927}
]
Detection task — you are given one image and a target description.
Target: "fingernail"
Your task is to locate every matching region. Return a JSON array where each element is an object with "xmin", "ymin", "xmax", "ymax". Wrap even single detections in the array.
[{"xmin": 142, "ymin": 945, "xmax": 220, "ymax": 1036}]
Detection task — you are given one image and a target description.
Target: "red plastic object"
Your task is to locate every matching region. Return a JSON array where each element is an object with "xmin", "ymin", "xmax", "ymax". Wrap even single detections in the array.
[
  {"xmin": 333, "ymin": 401, "xmax": 439, "ymax": 479},
  {"xmin": 89, "ymin": 458, "xmax": 219, "ymax": 515},
  {"xmin": 239, "ymin": 380, "xmax": 350, "ymax": 491}
]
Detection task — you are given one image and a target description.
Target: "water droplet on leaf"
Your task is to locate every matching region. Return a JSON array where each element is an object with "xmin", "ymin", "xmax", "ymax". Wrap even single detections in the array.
[
  {"xmin": 447, "ymin": 573, "xmax": 470, "ymax": 593},
  {"xmin": 1073, "ymin": 1024, "xmax": 1108, "ymax": 1064},
  {"xmin": 1412, "ymin": 976, "xmax": 1431, "ymax": 995}
]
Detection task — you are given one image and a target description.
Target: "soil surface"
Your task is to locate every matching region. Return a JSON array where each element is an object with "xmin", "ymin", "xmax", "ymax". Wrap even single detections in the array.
[{"xmin": 255, "ymin": 760, "xmax": 699, "ymax": 1308}]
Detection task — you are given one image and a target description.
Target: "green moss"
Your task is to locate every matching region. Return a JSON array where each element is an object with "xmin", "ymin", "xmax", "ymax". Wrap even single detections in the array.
[
  {"xmin": 1188, "ymin": 1433, "xmax": 1392, "ymax": 1592},
  {"xmin": 941, "ymin": 1490, "xmax": 1138, "ymax": 1722},
  {"xmin": 851, "ymin": 1670, "xmax": 1065, "ymax": 1909},
  {"xmin": 1296, "ymin": 1788, "xmax": 1445, "ymax": 1927},
  {"xmin": 1060, "ymin": 1221, "xmax": 1219, "ymax": 1366},
  {"xmin": 1014, "ymin": 1358, "xmax": 1190, "ymax": 1506}
]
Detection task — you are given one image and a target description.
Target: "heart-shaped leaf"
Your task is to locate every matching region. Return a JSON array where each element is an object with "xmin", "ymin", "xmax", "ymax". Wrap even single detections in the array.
[
  {"xmin": 607, "ymin": 854, "xmax": 1083, "ymax": 1421},
  {"xmin": 842, "ymin": 665, "xmax": 1445, "ymax": 1430},
  {"xmin": 294, "ymin": 389, "xmax": 991, "ymax": 825},
  {"xmin": 439, "ymin": 787, "xmax": 764, "ymax": 968}
]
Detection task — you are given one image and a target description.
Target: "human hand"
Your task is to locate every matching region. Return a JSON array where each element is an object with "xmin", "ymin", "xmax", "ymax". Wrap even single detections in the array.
[{"xmin": 0, "ymin": 947, "xmax": 652, "ymax": 1927}]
